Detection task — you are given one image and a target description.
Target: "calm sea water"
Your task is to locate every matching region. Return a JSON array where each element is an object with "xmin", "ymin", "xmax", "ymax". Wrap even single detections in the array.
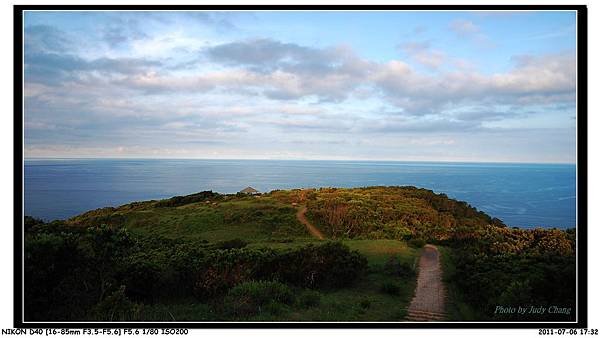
[{"xmin": 23, "ymin": 159, "xmax": 577, "ymax": 228}]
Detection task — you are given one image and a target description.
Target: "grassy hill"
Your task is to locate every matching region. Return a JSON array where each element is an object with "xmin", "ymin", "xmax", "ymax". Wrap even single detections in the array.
[
  {"xmin": 24, "ymin": 186, "xmax": 576, "ymax": 322},
  {"xmin": 65, "ymin": 186, "xmax": 495, "ymax": 242}
]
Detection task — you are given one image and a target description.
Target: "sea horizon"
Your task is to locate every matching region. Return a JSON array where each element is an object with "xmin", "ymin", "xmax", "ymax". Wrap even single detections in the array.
[
  {"xmin": 24, "ymin": 158, "xmax": 577, "ymax": 229},
  {"xmin": 23, "ymin": 157, "xmax": 577, "ymax": 166}
]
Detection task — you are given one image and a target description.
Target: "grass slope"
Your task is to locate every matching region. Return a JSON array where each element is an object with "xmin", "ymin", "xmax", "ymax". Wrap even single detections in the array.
[
  {"xmin": 50, "ymin": 187, "xmax": 448, "ymax": 321},
  {"xmin": 32, "ymin": 186, "xmax": 573, "ymax": 322}
]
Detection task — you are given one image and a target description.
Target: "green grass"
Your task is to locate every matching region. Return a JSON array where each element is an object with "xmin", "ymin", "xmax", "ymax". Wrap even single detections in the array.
[
  {"xmin": 76, "ymin": 196, "xmax": 312, "ymax": 242},
  {"xmin": 343, "ymin": 239, "xmax": 419, "ymax": 265},
  {"xmin": 128, "ymin": 240, "xmax": 419, "ymax": 322},
  {"xmin": 41, "ymin": 187, "xmax": 573, "ymax": 322},
  {"xmin": 243, "ymin": 240, "xmax": 419, "ymax": 321},
  {"xmin": 216, "ymin": 265, "xmax": 416, "ymax": 322},
  {"xmin": 65, "ymin": 190, "xmax": 423, "ymax": 321},
  {"xmin": 283, "ymin": 267, "xmax": 415, "ymax": 321}
]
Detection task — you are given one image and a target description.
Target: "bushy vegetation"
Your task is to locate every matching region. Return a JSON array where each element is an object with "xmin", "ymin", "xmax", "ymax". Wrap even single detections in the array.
[
  {"xmin": 224, "ymin": 281, "xmax": 295, "ymax": 318},
  {"xmin": 450, "ymin": 249, "xmax": 575, "ymax": 321},
  {"xmin": 380, "ymin": 281, "xmax": 402, "ymax": 295},
  {"xmin": 155, "ymin": 191, "xmax": 221, "ymax": 208},
  {"xmin": 213, "ymin": 238, "xmax": 248, "ymax": 250},
  {"xmin": 193, "ymin": 241, "xmax": 367, "ymax": 299},
  {"xmin": 384, "ymin": 255, "xmax": 416, "ymax": 278},
  {"xmin": 442, "ymin": 225, "xmax": 576, "ymax": 321},
  {"xmin": 303, "ymin": 186, "xmax": 492, "ymax": 241},
  {"xmin": 275, "ymin": 187, "xmax": 575, "ymax": 322},
  {"xmin": 24, "ymin": 186, "xmax": 576, "ymax": 322},
  {"xmin": 66, "ymin": 193, "xmax": 306, "ymax": 242},
  {"xmin": 296, "ymin": 289, "xmax": 321, "ymax": 308},
  {"xmin": 24, "ymin": 221, "xmax": 367, "ymax": 321}
]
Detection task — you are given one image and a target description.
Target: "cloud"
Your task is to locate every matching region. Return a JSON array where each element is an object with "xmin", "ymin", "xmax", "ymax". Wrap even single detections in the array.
[
  {"xmin": 21, "ymin": 12, "xmax": 577, "ymax": 162},
  {"xmin": 362, "ymin": 115, "xmax": 482, "ymax": 133},
  {"xmin": 114, "ymin": 41, "xmax": 374, "ymax": 101},
  {"xmin": 99, "ymin": 12, "xmax": 237, "ymax": 47},
  {"xmin": 203, "ymin": 40, "xmax": 570, "ymax": 114},
  {"xmin": 26, "ymin": 32, "xmax": 574, "ymax": 123},
  {"xmin": 399, "ymin": 41, "xmax": 445, "ymax": 69},
  {"xmin": 101, "ymin": 17, "xmax": 149, "ymax": 47},
  {"xmin": 492, "ymin": 53, "xmax": 575, "ymax": 95},
  {"xmin": 25, "ymin": 51, "xmax": 162, "ymax": 85},
  {"xmin": 448, "ymin": 19, "xmax": 494, "ymax": 48},
  {"xmin": 206, "ymin": 38, "xmax": 341, "ymax": 73},
  {"xmin": 23, "ymin": 20, "xmax": 576, "ymax": 161},
  {"xmin": 372, "ymin": 52, "xmax": 575, "ymax": 114},
  {"xmin": 25, "ymin": 25, "xmax": 71, "ymax": 53},
  {"xmin": 106, "ymin": 42, "xmax": 575, "ymax": 119},
  {"xmin": 182, "ymin": 11, "xmax": 238, "ymax": 31},
  {"xmin": 449, "ymin": 19, "xmax": 480, "ymax": 35}
]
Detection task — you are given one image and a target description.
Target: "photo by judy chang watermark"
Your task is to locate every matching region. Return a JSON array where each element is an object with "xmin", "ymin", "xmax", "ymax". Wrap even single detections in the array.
[{"xmin": 494, "ymin": 305, "xmax": 572, "ymax": 316}]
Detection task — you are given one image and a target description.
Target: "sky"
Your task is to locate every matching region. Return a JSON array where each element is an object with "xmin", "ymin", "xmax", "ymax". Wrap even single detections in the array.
[{"xmin": 23, "ymin": 10, "xmax": 577, "ymax": 163}]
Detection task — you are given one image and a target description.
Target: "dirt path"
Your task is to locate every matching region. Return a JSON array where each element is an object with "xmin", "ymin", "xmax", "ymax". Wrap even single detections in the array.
[
  {"xmin": 405, "ymin": 244, "xmax": 447, "ymax": 321},
  {"xmin": 296, "ymin": 206, "xmax": 324, "ymax": 240}
]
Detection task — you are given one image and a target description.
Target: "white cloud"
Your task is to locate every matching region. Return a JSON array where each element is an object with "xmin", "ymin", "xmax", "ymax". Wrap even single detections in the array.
[
  {"xmin": 23, "ymin": 20, "xmax": 576, "ymax": 162},
  {"xmin": 449, "ymin": 19, "xmax": 480, "ymax": 35},
  {"xmin": 448, "ymin": 19, "xmax": 494, "ymax": 48},
  {"xmin": 399, "ymin": 42, "xmax": 445, "ymax": 69}
]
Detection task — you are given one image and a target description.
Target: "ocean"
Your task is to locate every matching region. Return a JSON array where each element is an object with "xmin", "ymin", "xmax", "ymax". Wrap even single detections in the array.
[{"xmin": 23, "ymin": 159, "xmax": 577, "ymax": 228}]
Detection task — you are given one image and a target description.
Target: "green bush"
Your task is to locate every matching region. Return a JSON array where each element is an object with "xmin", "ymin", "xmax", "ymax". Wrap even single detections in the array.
[
  {"xmin": 193, "ymin": 242, "xmax": 368, "ymax": 299},
  {"xmin": 451, "ymin": 248, "xmax": 576, "ymax": 321},
  {"xmin": 155, "ymin": 191, "xmax": 220, "ymax": 208},
  {"xmin": 384, "ymin": 256, "xmax": 415, "ymax": 278},
  {"xmin": 193, "ymin": 248, "xmax": 276, "ymax": 299},
  {"xmin": 24, "ymin": 232, "xmax": 89, "ymax": 320},
  {"xmin": 223, "ymin": 281, "xmax": 295, "ymax": 317},
  {"xmin": 213, "ymin": 238, "xmax": 248, "ymax": 250},
  {"xmin": 380, "ymin": 281, "xmax": 401, "ymax": 295},
  {"xmin": 91, "ymin": 286, "xmax": 142, "ymax": 321},
  {"xmin": 408, "ymin": 238, "xmax": 426, "ymax": 248},
  {"xmin": 305, "ymin": 186, "xmax": 493, "ymax": 241},
  {"xmin": 24, "ymin": 216, "xmax": 45, "ymax": 232},
  {"xmin": 120, "ymin": 259, "xmax": 162, "ymax": 302},
  {"xmin": 275, "ymin": 241, "xmax": 369, "ymax": 289},
  {"xmin": 25, "ymin": 218, "xmax": 368, "ymax": 320},
  {"xmin": 24, "ymin": 225, "xmax": 135, "ymax": 321},
  {"xmin": 296, "ymin": 290, "xmax": 321, "ymax": 308},
  {"xmin": 359, "ymin": 298, "xmax": 372, "ymax": 309}
]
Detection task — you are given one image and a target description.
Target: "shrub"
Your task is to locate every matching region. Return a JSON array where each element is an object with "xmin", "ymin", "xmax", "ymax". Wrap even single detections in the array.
[
  {"xmin": 164, "ymin": 243, "xmax": 207, "ymax": 297},
  {"xmin": 223, "ymin": 281, "xmax": 295, "ymax": 317},
  {"xmin": 193, "ymin": 248, "xmax": 277, "ymax": 299},
  {"xmin": 24, "ymin": 216, "xmax": 45, "ymax": 232},
  {"xmin": 24, "ymin": 232, "xmax": 88, "ymax": 320},
  {"xmin": 213, "ymin": 238, "xmax": 248, "ymax": 250},
  {"xmin": 275, "ymin": 241, "xmax": 368, "ymax": 289},
  {"xmin": 359, "ymin": 298, "xmax": 372, "ymax": 309},
  {"xmin": 25, "ymin": 225, "xmax": 140, "ymax": 320},
  {"xmin": 408, "ymin": 238, "xmax": 426, "ymax": 248},
  {"xmin": 91, "ymin": 285, "xmax": 142, "ymax": 321},
  {"xmin": 451, "ymin": 249, "xmax": 576, "ymax": 321},
  {"xmin": 155, "ymin": 191, "xmax": 220, "ymax": 208},
  {"xmin": 380, "ymin": 281, "xmax": 401, "ymax": 295},
  {"xmin": 296, "ymin": 290, "xmax": 321, "ymax": 308},
  {"xmin": 120, "ymin": 259, "xmax": 162, "ymax": 302},
  {"xmin": 384, "ymin": 256, "xmax": 415, "ymax": 278},
  {"xmin": 193, "ymin": 242, "xmax": 368, "ymax": 299}
]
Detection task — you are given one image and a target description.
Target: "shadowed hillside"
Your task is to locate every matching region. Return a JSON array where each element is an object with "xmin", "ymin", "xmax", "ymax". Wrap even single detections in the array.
[{"xmin": 25, "ymin": 186, "xmax": 575, "ymax": 322}]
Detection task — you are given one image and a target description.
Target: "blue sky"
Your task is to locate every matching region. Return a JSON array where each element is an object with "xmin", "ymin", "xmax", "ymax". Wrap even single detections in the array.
[{"xmin": 23, "ymin": 10, "xmax": 577, "ymax": 162}]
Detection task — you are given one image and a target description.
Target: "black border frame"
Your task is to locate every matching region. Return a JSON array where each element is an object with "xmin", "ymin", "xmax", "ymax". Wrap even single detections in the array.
[{"xmin": 13, "ymin": 4, "xmax": 588, "ymax": 329}]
